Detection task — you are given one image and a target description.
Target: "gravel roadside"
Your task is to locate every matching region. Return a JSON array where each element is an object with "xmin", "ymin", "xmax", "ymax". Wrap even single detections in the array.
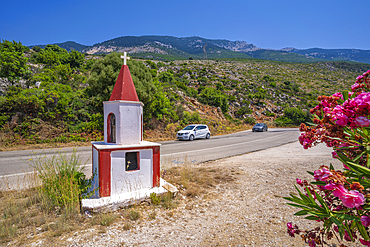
[{"xmin": 42, "ymin": 141, "xmax": 360, "ymax": 247}]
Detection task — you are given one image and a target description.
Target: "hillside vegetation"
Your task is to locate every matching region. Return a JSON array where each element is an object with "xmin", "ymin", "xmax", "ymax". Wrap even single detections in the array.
[{"xmin": 0, "ymin": 40, "xmax": 369, "ymax": 150}]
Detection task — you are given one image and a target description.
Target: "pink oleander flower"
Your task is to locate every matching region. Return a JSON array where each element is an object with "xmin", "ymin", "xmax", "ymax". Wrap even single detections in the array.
[
  {"xmin": 308, "ymin": 239, "xmax": 316, "ymax": 247},
  {"xmin": 361, "ymin": 216, "xmax": 370, "ymax": 227},
  {"xmin": 296, "ymin": 178, "xmax": 303, "ymax": 186},
  {"xmin": 298, "ymin": 133, "xmax": 314, "ymax": 149},
  {"xmin": 314, "ymin": 167, "xmax": 332, "ymax": 181},
  {"xmin": 354, "ymin": 116, "xmax": 370, "ymax": 127},
  {"xmin": 324, "ymin": 182, "xmax": 337, "ymax": 190},
  {"xmin": 287, "ymin": 222, "xmax": 292, "ymax": 229},
  {"xmin": 344, "ymin": 230, "xmax": 351, "ymax": 241},
  {"xmin": 325, "ymin": 183, "xmax": 348, "ymax": 198},
  {"xmin": 340, "ymin": 190, "xmax": 365, "ymax": 208},
  {"xmin": 332, "ymin": 151, "xmax": 338, "ymax": 159},
  {"xmin": 323, "ymin": 107, "xmax": 331, "ymax": 114},
  {"xmin": 331, "ymin": 184, "xmax": 348, "ymax": 198},
  {"xmin": 333, "ymin": 112, "xmax": 348, "ymax": 126},
  {"xmin": 287, "ymin": 222, "xmax": 295, "ymax": 237},
  {"xmin": 324, "ymin": 183, "xmax": 364, "ymax": 208},
  {"xmin": 343, "ymin": 163, "xmax": 350, "ymax": 170},
  {"xmin": 360, "ymin": 239, "xmax": 370, "ymax": 246},
  {"xmin": 352, "ymin": 83, "xmax": 361, "ymax": 91},
  {"xmin": 286, "ymin": 222, "xmax": 300, "ymax": 238},
  {"xmin": 332, "ymin": 92, "xmax": 343, "ymax": 99}
]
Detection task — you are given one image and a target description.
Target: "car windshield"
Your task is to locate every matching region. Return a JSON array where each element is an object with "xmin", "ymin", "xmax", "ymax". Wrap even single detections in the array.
[
  {"xmin": 183, "ymin": 125, "xmax": 195, "ymax": 130},
  {"xmin": 255, "ymin": 123, "xmax": 264, "ymax": 126}
]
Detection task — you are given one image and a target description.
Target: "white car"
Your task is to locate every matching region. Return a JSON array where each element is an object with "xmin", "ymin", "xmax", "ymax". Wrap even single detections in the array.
[{"xmin": 177, "ymin": 124, "xmax": 211, "ymax": 141}]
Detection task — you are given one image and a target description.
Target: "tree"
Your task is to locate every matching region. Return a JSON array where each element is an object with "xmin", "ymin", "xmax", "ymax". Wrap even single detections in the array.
[
  {"xmin": 0, "ymin": 40, "xmax": 31, "ymax": 85},
  {"xmin": 86, "ymin": 53, "xmax": 122, "ymax": 112},
  {"xmin": 147, "ymin": 80, "xmax": 176, "ymax": 121},
  {"xmin": 32, "ymin": 46, "xmax": 41, "ymax": 52},
  {"xmin": 158, "ymin": 71, "xmax": 174, "ymax": 84},
  {"xmin": 274, "ymin": 107, "xmax": 311, "ymax": 126},
  {"xmin": 198, "ymin": 87, "xmax": 229, "ymax": 113},
  {"xmin": 36, "ymin": 49, "xmax": 60, "ymax": 67},
  {"xmin": 63, "ymin": 50, "xmax": 85, "ymax": 69},
  {"xmin": 86, "ymin": 53, "xmax": 173, "ymax": 124},
  {"xmin": 145, "ymin": 60, "xmax": 158, "ymax": 70},
  {"xmin": 35, "ymin": 44, "xmax": 78, "ymax": 68},
  {"xmin": 0, "ymin": 83, "xmax": 74, "ymax": 122},
  {"xmin": 43, "ymin": 44, "xmax": 67, "ymax": 53}
]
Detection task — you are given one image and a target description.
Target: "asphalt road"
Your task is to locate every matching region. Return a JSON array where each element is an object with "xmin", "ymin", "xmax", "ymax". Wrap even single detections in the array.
[
  {"xmin": 160, "ymin": 127, "xmax": 300, "ymax": 169},
  {"xmin": 0, "ymin": 128, "xmax": 300, "ymax": 189}
]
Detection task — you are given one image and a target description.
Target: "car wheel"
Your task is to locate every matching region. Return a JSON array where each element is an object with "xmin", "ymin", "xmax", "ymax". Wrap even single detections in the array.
[
  {"xmin": 189, "ymin": 135, "xmax": 194, "ymax": 141},
  {"xmin": 206, "ymin": 133, "xmax": 210, "ymax": 139}
]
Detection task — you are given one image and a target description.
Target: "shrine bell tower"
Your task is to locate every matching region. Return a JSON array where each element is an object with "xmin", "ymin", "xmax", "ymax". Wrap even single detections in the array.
[{"xmin": 104, "ymin": 52, "xmax": 143, "ymax": 145}]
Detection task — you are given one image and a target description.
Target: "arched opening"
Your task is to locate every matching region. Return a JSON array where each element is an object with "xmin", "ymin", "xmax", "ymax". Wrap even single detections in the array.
[{"xmin": 107, "ymin": 113, "xmax": 116, "ymax": 143}]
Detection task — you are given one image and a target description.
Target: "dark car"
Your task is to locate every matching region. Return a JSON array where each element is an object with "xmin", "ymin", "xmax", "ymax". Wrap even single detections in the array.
[{"xmin": 252, "ymin": 123, "xmax": 268, "ymax": 132}]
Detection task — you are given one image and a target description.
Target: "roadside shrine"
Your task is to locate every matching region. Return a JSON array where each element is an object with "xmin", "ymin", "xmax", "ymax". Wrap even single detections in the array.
[{"xmin": 82, "ymin": 53, "xmax": 176, "ymax": 211}]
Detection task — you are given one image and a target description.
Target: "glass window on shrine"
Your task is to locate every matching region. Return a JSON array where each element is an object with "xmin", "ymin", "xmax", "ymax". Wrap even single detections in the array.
[
  {"xmin": 108, "ymin": 113, "xmax": 116, "ymax": 143},
  {"xmin": 125, "ymin": 152, "xmax": 140, "ymax": 171}
]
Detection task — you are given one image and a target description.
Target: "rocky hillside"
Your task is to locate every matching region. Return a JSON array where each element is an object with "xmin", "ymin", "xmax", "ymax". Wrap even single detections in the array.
[
  {"xmin": 152, "ymin": 59, "xmax": 369, "ymax": 126},
  {"xmin": 290, "ymin": 48, "xmax": 370, "ymax": 64},
  {"xmin": 31, "ymin": 35, "xmax": 370, "ymax": 63}
]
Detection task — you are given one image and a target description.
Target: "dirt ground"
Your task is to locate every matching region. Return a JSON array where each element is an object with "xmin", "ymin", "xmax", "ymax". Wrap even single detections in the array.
[{"xmin": 13, "ymin": 141, "xmax": 361, "ymax": 247}]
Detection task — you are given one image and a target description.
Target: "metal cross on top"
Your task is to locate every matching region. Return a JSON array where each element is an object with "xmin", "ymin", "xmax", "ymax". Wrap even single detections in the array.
[{"xmin": 120, "ymin": 52, "xmax": 130, "ymax": 65}]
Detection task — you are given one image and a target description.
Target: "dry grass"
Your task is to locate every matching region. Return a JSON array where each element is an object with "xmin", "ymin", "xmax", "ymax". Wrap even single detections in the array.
[
  {"xmin": 124, "ymin": 208, "xmax": 141, "ymax": 221},
  {"xmin": 164, "ymin": 164, "xmax": 235, "ymax": 198},
  {"xmin": 0, "ymin": 141, "xmax": 92, "ymax": 152},
  {"xmin": 0, "ymin": 184, "xmax": 84, "ymax": 244},
  {"xmin": 0, "ymin": 158, "xmax": 234, "ymax": 245},
  {"xmin": 0, "ymin": 182, "xmax": 117, "ymax": 245},
  {"xmin": 90, "ymin": 212, "xmax": 118, "ymax": 227}
]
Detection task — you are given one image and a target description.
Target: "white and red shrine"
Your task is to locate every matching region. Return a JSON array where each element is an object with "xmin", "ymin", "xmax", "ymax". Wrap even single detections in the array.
[{"xmin": 82, "ymin": 53, "xmax": 175, "ymax": 211}]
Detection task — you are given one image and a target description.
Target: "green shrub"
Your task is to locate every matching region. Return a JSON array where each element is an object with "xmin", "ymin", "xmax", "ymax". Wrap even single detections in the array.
[
  {"xmin": 243, "ymin": 117, "xmax": 256, "ymax": 125},
  {"xmin": 180, "ymin": 111, "xmax": 201, "ymax": 126},
  {"xmin": 198, "ymin": 87, "xmax": 228, "ymax": 113},
  {"xmin": 0, "ymin": 114, "xmax": 10, "ymax": 129},
  {"xmin": 150, "ymin": 192, "xmax": 161, "ymax": 205},
  {"xmin": 127, "ymin": 209, "xmax": 141, "ymax": 221},
  {"xmin": 161, "ymin": 192, "xmax": 176, "ymax": 210},
  {"xmin": 274, "ymin": 107, "xmax": 311, "ymax": 126},
  {"xmin": 91, "ymin": 213, "xmax": 117, "ymax": 226},
  {"xmin": 235, "ymin": 106, "xmax": 252, "ymax": 118},
  {"xmin": 30, "ymin": 150, "xmax": 94, "ymax": 214}
]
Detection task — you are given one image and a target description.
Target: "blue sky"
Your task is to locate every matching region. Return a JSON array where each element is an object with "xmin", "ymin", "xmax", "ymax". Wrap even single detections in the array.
[{"xmin": 1, "ymin": 0, "xmax": 370, "ymax": 50}]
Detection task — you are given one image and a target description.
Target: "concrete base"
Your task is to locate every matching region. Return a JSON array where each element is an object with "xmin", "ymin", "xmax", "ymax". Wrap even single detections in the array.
[{"xmin": 81, "ymin": 178, "xmax": 177, "ymax": 212}]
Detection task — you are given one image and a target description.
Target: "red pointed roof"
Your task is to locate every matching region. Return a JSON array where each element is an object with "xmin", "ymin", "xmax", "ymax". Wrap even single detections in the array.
[{"xmin": 109, "ymin": 65, "xmax": 139, "ymax": 101}]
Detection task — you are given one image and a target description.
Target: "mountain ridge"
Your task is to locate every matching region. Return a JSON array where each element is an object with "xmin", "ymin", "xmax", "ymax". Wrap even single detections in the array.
[{"xmin": 29, "ymin": 35, "xmax": 370, "ymax": 64}]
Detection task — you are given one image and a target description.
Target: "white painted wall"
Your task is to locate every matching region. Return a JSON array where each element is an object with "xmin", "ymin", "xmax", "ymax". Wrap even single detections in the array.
[
  {"xmin": 110, "ymin": 149, "xmax": 153, "ymax": 195},
  {"xmin": 103, "ymin": 100, "xmax": 143, "ymax": 145},
  {"xmin": 103, "ymin": 102, "xmax": 118, "ymax": 144}
]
